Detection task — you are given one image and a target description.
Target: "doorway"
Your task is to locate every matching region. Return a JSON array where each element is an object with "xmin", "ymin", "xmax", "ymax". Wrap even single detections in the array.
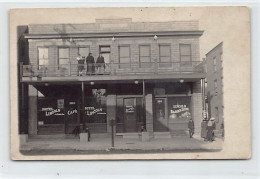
[
  {"xmin": 123, "ymin": 98, "xmax": 137, "ymax": 132},
  {"xmin": 154, "ymin": 98, "xmax": 169, "ymax": 132}
]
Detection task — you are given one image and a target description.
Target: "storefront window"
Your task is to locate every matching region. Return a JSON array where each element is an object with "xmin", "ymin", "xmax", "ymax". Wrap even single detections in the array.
[
  {"xmin": 85, "ymin": 89, "xmax": 107, "ymax": 123},
  {"xmin": 38, "ymin": 98, "xmax": 65, "ymax": 125},
  {"xmin": 168, "ymin": 97, "xmax": 191, "ymax": 120}
]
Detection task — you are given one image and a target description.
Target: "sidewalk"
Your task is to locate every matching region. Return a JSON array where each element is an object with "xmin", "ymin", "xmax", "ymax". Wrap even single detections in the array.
[{"xmin": 20, "ymin": 135, "xmax": 223, "ymax": 153}]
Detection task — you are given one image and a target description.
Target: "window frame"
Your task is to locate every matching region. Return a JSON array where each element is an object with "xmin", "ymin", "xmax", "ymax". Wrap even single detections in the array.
[
  {"xmin": 77, "ymin": 46, "xmax": 90, "ymax": 57},
  {"xmin": 159, "ymin": 44, "xmax": 172, "ymax": 68},
  {"xmin": 58, "ymin": 47, "xmax": 70, "ymax": 69},
  {"xmin": 139, "ymin": 45, "xmax": 151, "ymax": 68},
  {"xmin": 37, "ymin": 47, "xmax": 49, "ymax": 70},
  {"xmin": 179, "ymin": 44, "xmax": 192, "ymax": 66},
  {"xmin": 118, "ymin": 45, "xmax": 131, "ymax": 68}
]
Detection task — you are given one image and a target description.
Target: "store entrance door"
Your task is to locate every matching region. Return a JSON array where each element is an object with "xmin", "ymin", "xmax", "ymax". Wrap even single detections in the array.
[
  {"xmin": 154, "ymin": 98, "xmax": 168, "ymax": 132},
  {"xmin": 65, "ymin": 99, "xmax": 80, "ymax": 134},
  {"xmin": 124, "ymin": 98, "xmax": 137, "ymax": 132}
]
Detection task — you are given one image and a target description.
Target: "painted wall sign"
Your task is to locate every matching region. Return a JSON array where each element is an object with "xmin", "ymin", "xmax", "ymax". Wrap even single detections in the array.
[
  {"xmin": 67, "ymin": 109, "xmax": 77, "ymax": 116},
  {"xmin": 85, "ymin": 106, "xmax": 106, "ymax": 116},
  {"xmin": 168, "ymin": 97, "xmax": 191, "ymax": 119}
]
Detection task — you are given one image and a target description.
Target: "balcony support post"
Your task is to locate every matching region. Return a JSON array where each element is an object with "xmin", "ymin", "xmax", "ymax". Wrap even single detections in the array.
[
  {"xmin": 81, "ymin": 81, "xmax": 86, "ymax": 130},
  {"xmin": 142, "ymin": 80, "xmax": 146, "ymax": 128}
]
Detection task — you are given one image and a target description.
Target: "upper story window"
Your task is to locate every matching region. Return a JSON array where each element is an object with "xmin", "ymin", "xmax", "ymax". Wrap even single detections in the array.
[
  {"xmin": 119, "ymin": 45, "xmax": 130, "ymax": 68},
  {"xmin": 78, "ymin": 47, "xmax": 90, "ymax": 58},
  {"xmin": 159, "ymin": 45, "xmax": 171, "ymax": 68},
  {"xmin": 213, "ymin": 57, "xmax": 217, "ymax": 72},
  {"xmin": 139, "ymin": 45, "xmax": 151, "ymax": 68},
  {"xmin": 38, "ymin": 47, "xmax": 49, "ymax": 67},
  {"xmin": 179, "ymin": 44, "xmax": 191, "ymax": 66},
  {"xmin": 58, "ymin": 48, "xmax": 69, "ymax": 70}
]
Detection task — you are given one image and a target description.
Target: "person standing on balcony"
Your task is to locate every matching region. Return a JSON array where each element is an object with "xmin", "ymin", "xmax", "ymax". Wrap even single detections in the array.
[
  {"xmin": 77, "ymin": 54, "xmax": 85, "ymax": 76},
  {"xmin": 96, "ymin": 53, "xmax": 105, "ymax": 74},
  {"xmin": 86, "ymin": 53, "xmax": 95, "ymax": 75}
]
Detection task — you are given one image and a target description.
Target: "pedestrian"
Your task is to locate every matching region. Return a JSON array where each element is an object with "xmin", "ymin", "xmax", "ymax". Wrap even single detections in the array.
[
  {"xmin": 140, "ymin": 125, "xmax": 147, "ymax": 132},
  {"xmin": 206, "ymin": 117, "xmax": 215, "ymax": 142},
  {"xmin": 86, "ymin": 53, "xmax": 95, "ymax": 75},
  {"xmin": 77, "ymin": 54, "xmax": 85, "ymax": 76},
  {"xmin": 188, "ymin": 118, "xmax": 195, "ymax": 138},
  {"xmin": 96, "ymin": 53, "xmax": 105, "ymax": 74},
  {"xmin": 85, "ymin": 127, "xmax": 91, "ymax": 141}
]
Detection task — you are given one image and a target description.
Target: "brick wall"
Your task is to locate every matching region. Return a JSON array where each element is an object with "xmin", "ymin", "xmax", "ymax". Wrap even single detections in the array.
[{"xmin": 205, "ymin": 42, "xmax": 224, "ymax": 136}]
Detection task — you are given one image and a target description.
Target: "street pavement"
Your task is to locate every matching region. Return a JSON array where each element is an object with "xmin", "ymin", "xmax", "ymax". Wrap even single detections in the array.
[{"xmin": 20, "ymin": 134, "xmax": 223, "ymax": 155}]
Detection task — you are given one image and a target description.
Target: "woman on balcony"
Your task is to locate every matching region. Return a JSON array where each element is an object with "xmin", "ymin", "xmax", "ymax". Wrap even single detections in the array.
[{"xmin": 77, "ymin": 54, "xmax": 85, "ymax": 76}]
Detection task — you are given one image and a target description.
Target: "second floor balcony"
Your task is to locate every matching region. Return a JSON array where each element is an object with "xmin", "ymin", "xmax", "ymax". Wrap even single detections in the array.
[{"xmin": 20, "ymin": 61, "xmax": 205, "ymax": 83}]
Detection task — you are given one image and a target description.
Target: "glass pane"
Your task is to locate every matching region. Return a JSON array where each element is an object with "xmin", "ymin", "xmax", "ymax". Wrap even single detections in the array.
[
  {"xmin": 59, "ymin": 48, "xmax": 69, "ymax": 58},
  {"xmin": 39, "ymin": 59, "xmax": 49, "ymax": 65},
  {"xmin": 180, "ymin": 44, "xmax": 191, "ymax": 56},
  {"xmin": 100, "ymin": 47, "xmax": 110, "ymax": 52},
  {"xmin": 38, "ymin": 48, "xmax": 48, "ymax": 59},
  {"xmin": 181, "ymin": 55, "xmax": 191, "ymax": 62},
  {"xmin": 59, "ymin": 58, "xmax": 69, "ymax": 65},
  {"xmin": 140, "ymin": 46, "xmax": 150, "ymax": 57},
  {"xmin": 120, "ymin": 57, "xmax": 130, "ymax": 64},
  {"xmin": 79, "ymin": 47, "xmax": 89, "ymax": 57},
  {"xmin": 120, "ymin": 46, "xmax": 130, "ymax": 57},
  {"xmin": 168, "ymin": 97, "xmax": 191, "ymax": 120},
  {"xmin": 160, "ymin": 45, "xmax": 170, "ymax": 57},
  {"xmin": 160, "ymin": 57, "xmax": 171, "ymax": 63},
  {"xmin": 140, "ymin": 57, "xmax": 150, "ymax": 63}
]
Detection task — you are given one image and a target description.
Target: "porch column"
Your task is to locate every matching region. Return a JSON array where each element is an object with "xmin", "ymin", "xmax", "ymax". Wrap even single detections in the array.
[
  {"xmin": 81, "ymin": 81, "xmax": 85, "ymax": 129},
  {"xmin": 192, "ymin": 80, "xmax": 203, "ymax": 135},
  {"xmin": 28, "ymin": 85, "xmax": 38, "ymax": 135},
  {"xmin": 145, "ymin": 94, "xmax": 153, "ymax": 134},
  {"xmin": 106, "ymin": 95, "xmax": 116, "ymax": 133}
]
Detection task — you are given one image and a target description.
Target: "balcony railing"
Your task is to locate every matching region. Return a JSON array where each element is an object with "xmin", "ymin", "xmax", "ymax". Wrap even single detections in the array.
[{"xmin": 21, "ymin": 61, "xmax": 204, "ymax": 78}]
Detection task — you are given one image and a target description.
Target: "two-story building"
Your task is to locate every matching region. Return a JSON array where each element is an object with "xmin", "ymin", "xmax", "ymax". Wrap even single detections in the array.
[{"xmin": 19, "ymin": 19, "xmax": 205, "ymax": 138}]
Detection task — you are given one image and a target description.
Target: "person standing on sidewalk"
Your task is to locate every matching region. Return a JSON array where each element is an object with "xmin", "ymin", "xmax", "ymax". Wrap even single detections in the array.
[
  {"xmin": 206, "ymin": 117, "xmax": 215, "ymax": 142},
  {"xmin": 188, "ymin": 118, "xmax": 195, "ymax": 138}
]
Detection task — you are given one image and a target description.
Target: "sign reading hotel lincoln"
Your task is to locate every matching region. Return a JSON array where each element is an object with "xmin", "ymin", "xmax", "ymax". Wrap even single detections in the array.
[{"xmin": 12, "ymin": 7, "xmax": 251, "ymax": 160}]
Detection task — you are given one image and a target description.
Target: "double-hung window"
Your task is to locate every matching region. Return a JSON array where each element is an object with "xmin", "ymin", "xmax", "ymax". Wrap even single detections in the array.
[
  {"xmin": 139, "ymin": 45, "xmax": 151, "ymax": 68},
  {"xmin": 58, "ymin": 47, "xmax": 69, "ymax": 69},
  {"xmin": 119, "ymin": 45, "xmax": 130, "ymax": 68},
  {"xmin": 180, "ymin": 44, "xmax": 192, "ymax": 66},
  {"xmin": 38, "ymin": 47, "xmax": 49, "ymax": 69},
  {"xmin": 159, "ymin": 45, "xmax": 171, "ymax": 68}
]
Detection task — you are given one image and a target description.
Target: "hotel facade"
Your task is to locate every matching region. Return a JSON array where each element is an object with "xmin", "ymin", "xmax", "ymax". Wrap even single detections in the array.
[{"xmin": 18, "ymin": 19, "xmax": 205, "ymax": 138}]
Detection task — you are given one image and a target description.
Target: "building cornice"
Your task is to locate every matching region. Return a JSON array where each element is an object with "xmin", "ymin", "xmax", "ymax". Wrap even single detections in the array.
[{"xmin": 24, "ymin": 31, "xmax": 204, "ymax": 39}]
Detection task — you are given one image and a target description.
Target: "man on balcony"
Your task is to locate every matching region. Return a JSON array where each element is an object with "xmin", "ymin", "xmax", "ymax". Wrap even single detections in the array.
[
  {"xmin": 86, "ymin": 53, "xmax": 95, "ymax": 75},
  {"xmin": 96, "ymin": 53, "xmax": 105, "ymax": 74}
]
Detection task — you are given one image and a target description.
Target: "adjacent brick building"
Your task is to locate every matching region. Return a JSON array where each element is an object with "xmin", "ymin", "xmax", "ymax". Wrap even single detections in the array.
[
  {"xmin": 204, "ymin": 42, "xmax": 224, "ymax": 138},
  {"xmin": 19, "ymin": 19, "xmax": 205, "ymax": 138}
]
